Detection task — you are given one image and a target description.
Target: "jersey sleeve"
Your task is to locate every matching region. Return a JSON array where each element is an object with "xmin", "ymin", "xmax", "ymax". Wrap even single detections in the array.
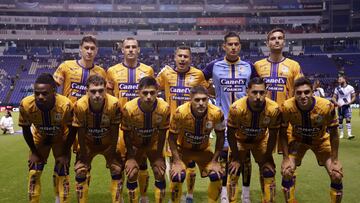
[
  {"xmin": 325, "ymin": 102, "xmax": 339, "ymax": 128},
  {"xmin": 227, "ymin": 104, "xmax": 239, "ymax": 128},
  {"xmin": 214, "ymin": 109, "xmax": 226, "ymax": 132},
  {"xmin": 106, "ymin": 68, "xmax": 115, "ymax": 91},
  {"xmin": 120, "ymin": 105, "xmax": 131, "ymax": 131},
  {"xmin": 250, "ymin": 63, "xmax": 259, "ymax": 79},
  {"xmin": 111, "ymin": 100, "xmax": 121, "ymax": 125},
  {"xmin": 199, "ymin": 72, "xmax": 210, "ymax": 88},
  {"xmin": 63, "ymin": 101, "xmax": 74, "ymax": 126},
  {"xmin": 156, "ymin": 67, "xmax": 166, "ymax": 90},
  {"xmin": 53, "ymin": 62, "xmax": 67, "ymax": 86},
  {"xmin": 280, "ymin": 104, "xmax": 290, "ymax": 128},
  {"xmin": 202, "ymin": 61, "xmax": 215, "ymax": 80},
  {"xmin": 18, "ymin": 101, "xmax": 31, "ymax": 126},
  {"xmin": 293, "ymin": 62, "xmax": 303, "ymax": 80},
  {"xmin": 169, "ymin": 109, "xmax": 181, "ymax": 134},
  {"xmin": 72, "ymin": 102, "xmax": 86, "ymax": 128},
  {"xmin": 159, "ymin": 104, "xmax": 170, "ymax": 130}
]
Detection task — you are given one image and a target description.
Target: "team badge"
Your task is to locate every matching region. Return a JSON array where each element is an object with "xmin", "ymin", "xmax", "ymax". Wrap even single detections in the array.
[
  {"xmin": 206, "ymin": 121, "xmax": 213, "ymax": 129},
  {"xmin": 281, "ymin": 66, "xmax": 289, "ymax": 74},
  {"xmin": 54, "ymin": 113, "xmax": 62, "ymax": 122},
  {"xmin": 263, "ymin": 116, "xmax": 271, "ymax": 125},
  {"xmin": 156, "ymin": 115, "xmax": 163, "ymax": 124},
  {"xmin": 139, "ymin": 72, "xmax": 146, "ymax": 79},
  {"xmin": 102, "ymin": 115, "xmax": 110, "ymax": 125},
  {"xmin": 315, "ymin": 115, "xmax": 323, "ymax": 124}
]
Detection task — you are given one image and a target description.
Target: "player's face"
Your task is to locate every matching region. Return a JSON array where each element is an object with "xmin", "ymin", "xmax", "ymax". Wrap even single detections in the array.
[
  {"xmin": 223, "ymin": 36, "xmax": 241, "ymax": 59},
  {"xmin": 80, "ymin": 42, "xmax": 98, "ymax": 62},
  {"xmin": 139, "ymin": 86, "xmax": 158, "ymax": 105},
  {"xmin": 122, "ymin": 39, "xmax": 140, "ymax": 61},
  {"xmin": 247, "ymin": 84, "xmax": 267, "ymax": 109},
  {"xmin": 338, "ymin": 77, "xmax": 345, "ymax": 85},
  {"xmin": 191, "ymin": 93, "xmax": 209, "ymax": 115},
  {"xmin": 267, "ymin": 31, "xmax": 285, "ymax": 52},
  {"xmin": 295, "ymin": 84, "xmax": 313, "ymax": 108},
  {"xmin": 87, "ymin": 84, "xmax": 106, "ymax": 104},
  {"xmin": 174, "ymin": 49, "xmax": 191, "ymax": 72},
  {"xmin": 34, "ymin": 83, "xmax": 55, "ymax": 110}
]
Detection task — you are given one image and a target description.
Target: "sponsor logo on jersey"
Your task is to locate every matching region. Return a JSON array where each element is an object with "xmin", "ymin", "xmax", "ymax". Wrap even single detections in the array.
[
  {"xmin": 184, "ymin": 131, "xmax": 208, "ymax": 145},
  {"xmin": 170, "ymin": 86, "xmax": 191, "ymax": 100},
  {"xmin": 263, "ymin": 77, "xmax": 287, "ymax": 85},
  {"xmin": 118, "ymin": 83, "xmax": 138, "ymax": 90},
  {"xmin": 121, "ymin": 92, "xmax": 137, "ymax": 98},
  {"xmin": 88, "ymin": 128, "xmax": 109, "ymax": 138},
  {"xmin": 135, "ymin": 128, "xmax": 157, "ymax": 137},
  {"xmin": 38, "ymin": 125, "xmax": 61, "ymax": 136},
  {"xmin": 220, "ymin": 78, "xmax": 247, "ymax": 86},
  {"xmin": 223, "ymin": 87, "xmax": 243, "ymax": 92},
  {"xmin": 294, "ymin": 126, "xmax": 321, "ymax": 137}
]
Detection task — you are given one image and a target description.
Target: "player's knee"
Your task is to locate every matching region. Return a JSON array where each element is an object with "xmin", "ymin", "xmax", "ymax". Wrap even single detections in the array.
[
  {"xmin": 29, "ymin": 162, "xmax": 45, "ymax": 171},
  {"xmin": 110, "ymin": 164, "xmax": 122, "ymax": 179},
  {"xmin": 331, "ymin": 171, "xmax": 343, "ymax": 183},
  {"xmin": 187, "ymin": 160, "xmax": 196, "ymax": 168},
  {"xmin": 208, "ymin": 172, "xmax": 221, "ymax": 182},
  {"xmin": 171, "ymin": 171, "xmax": 186, "ymax": 183},
  {"xmin": 54, "ymin": 165, "xmax": 69, "ymax": 176},
  {"xmin": 75, "ymin": 168, "xmax": 88, "ymax": 183},
  {"xmin": 139, "ymin": 162, "xmax": 148, "ymax": 170},
  {"xmin": 262, "ymin": 167, "xmax": 275, "ymax": 178},
  {"xmin": 346, "ymin": 119, "xmax": 351, "ymax": 123}
]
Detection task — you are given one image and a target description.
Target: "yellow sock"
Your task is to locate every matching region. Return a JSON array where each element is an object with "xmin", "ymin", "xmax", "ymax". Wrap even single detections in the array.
[
  {"xmin": 185, "ymin": 165, "xmax": 196, "ymax": 195},
  {"xmin": 127, "ymin": 181, "xmax": 139, "ymax": 203},
  {"xmin": 330, "ymin": 183, "xmax": 343, "ymax": 203},
  {"xmin": 262, "ymin": 174, "xmax": 276, "ymax": 203},
  {"xmin": 282, "ymin": 178, "xmax": 296, "ymax": 203},
  {"xmin": 208, "ymin": 179, "xmax": 222, "ymax": 203},
  {"xmin": 138, "ymin": 169, "xmax": 149, "ymax": 198},
  {"xmin": 170, "ymin": 181, "xmax": 182, "ymax": 203},
  {"xmin": 76, "ymin": 173, "xmax": 90, "ymax": 203},
  {"xmin": 111, "ymin": 174, "xmax": 123, "ymax": 203},
  {"xmin": 227, "ymin": 174, "xmax": 240, "ymax": 203},
  {"xmin": 155, "ymin": 180, "xmax": 166, "ymax": 203},
  {"xmin": 57, "ymin": 175, "xmax": 70, "ymax": 203},
  {"xmin": 28, "ymin": 169, "xmax": 42, "ymax": 203}
]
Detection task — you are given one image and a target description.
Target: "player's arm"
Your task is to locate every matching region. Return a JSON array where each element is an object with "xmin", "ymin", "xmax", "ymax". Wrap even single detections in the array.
[
  {"xmin": 123, "ymin": 129, "xmax": 139, "ymax": 178},
  {"xmin": 227, "ymin": 126, "xmax": 241, "ymax": 175},
  {"xmin": 157, "ymin": 107, "xmax": 170, "ymax": 157},
  {"xmin": 106, "ymin": 70, "xmax": 115, "ymax": 95},
  {"xmin": 350, "ymin": 92, "xmax": 356, "ymax": 104},
  {"xmin": 77, "ymin": 127, "xmax": 88, "ymax": 162},
  {"xmin": 212, "ymin": 130, "xmax": 225, "ymax": 162},
  {"xmin": 168, "ymin": 131, "xmax": 180, "ymax": 162},
  {"xmin": 331, "ymin": 91, "xmax": 339, "ymax": 106},
  {"xmin": 22, "ymin": 126, "xmax": 42, "ymax": 160},
  {"xmin": 64, "ymin": 126, "xmax": 77, "ymax": 155},
  {"xmin": 53, "ymin": 62, "xmax": 66, "ymax": 87}
]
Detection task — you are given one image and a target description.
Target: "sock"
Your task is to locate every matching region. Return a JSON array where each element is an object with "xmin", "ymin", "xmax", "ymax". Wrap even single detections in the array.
[
  {"xmin": 28, "ymin": 169, "xmax": 43, "ymax": 203},
  {"xmin": 186, "ymin": 161, "xmax": 196, "ymax": 195},
  {"xmin": 346, "ymin": 122, "xmax": 352, "ymax": 136},
  {"xmin": 262, "ymin": 170, "xmax": 276, "ymax": 203},
  {"xmin": 227, "ymin": 174, "xmax": 240, "ymax": 203},
  {"xmin": 75, "ymin": 173, "xmax": 90, "ymax": 203},
  {"xmin": 57, "ymin": 175, "xmax": 70, "ymax": 203},
  {"xmin": 208, "ymin": 174, "xmax": 222, "ymax": 203},
  {"xmin": 111, "ymin": 174, "xmax": 123, "ymax": 203},
  {"xmin": 339, "ymin": 121, "xmax": 343, "ymax": 134},
  {"xmin": 127, "ymin": 181, "xmax": 139, "ymax": 203},
  {"xmin": 330, "ymin": 182, "xmax": 343, "ymax": 203},
  {"xmin": 138, "ymin": 164, "xmax": 149, "ymax": 198},
  {"xmin": 170, "ymin": 181, "xmax": 182, "ymax": 203},
  {"xmin": 154, "ymin": 180, "xmax": 166, "ymax": 203},
  {"xmin": 242, "ymin": 151, "xmax": 252, "ymax": 188},
  {"xmin": 220, "ymin": 150, "xmax": 228, "ymax": 187},
  {"xmin": 282, "ymin": 178, "xmax": 296, "ymax": 203}
]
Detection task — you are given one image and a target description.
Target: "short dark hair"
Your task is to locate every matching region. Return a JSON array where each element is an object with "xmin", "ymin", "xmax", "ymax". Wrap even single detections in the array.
[
  {"xmin": 267, "ymin": 28, "xmax": 285, "ymax": 41},
  {"xmin": 224, "ymin": 31, "xmax": 240, "ymax": 42},
  {"xmin": 80, "ymin": 35, "xmax": 98, "ymax": 47},
  {"xmin": 247, "ymin": 77, "xmax": 266, "ymax": 89},
  {"xmin": 294, "ymin": 77, "xmax": 312, "ymax": 89},
  {"xmin": 122, "ymin": 37, "xmax": 138, "ymax": 46},
  {"xmin": 86, "ymin": 75, "xmax": 106, "ymax": 88},
  {"xmin": 190, "ymin": 85, "xmax": 208, "ymax": 96},
  {"xmin": 35, "ymin": 73, "xmax": 57, "ymax": 89},
  {"xmin": 138, "ymin": 76, "xmax": 158, "ymax": 90},
  {"xmin": 176, "ymin": 45, "xmax": 191, "ymax": 54}
]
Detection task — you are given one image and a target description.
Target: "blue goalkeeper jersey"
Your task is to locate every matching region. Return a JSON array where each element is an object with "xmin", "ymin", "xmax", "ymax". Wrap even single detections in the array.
[{"xmin": 203, "ymin": 57, "xmax": 258, "ymax": 118}]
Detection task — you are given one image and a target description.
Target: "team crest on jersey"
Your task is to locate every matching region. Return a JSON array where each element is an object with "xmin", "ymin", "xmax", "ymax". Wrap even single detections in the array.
[
  {"xmin": 156, "ymin": 115, "xmax": 163, "ymax": 124},
  {"xmin": 139, "ymin": 72, "xmax": 146, "ymax": 79},
  {"xmin": 315, "ymin": 115, "xmax": 323, "ymax": 124},
  {"xmin": 54, "ymin": 113, "xmax": 62, "ymax": 122},
  {"xmin": 281, "ymin": 66, "xmax": 289, "ymax": 74},
  {"xmin": 263, "ymin": 116, "xmax": 271, "ymax": 125},
  {"xmin": 102, "ymin": 115, "xmax": 110, "ymax": 125},
  {"xmin": 206, "ymin": 121, "xmax": 213, "ymax": 129},
  {"xmin": 188, "ymin": 75, "xmax": 194, "ymax": 83}
]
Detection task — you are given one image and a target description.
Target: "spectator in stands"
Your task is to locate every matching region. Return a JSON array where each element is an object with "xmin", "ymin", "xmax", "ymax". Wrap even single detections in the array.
[
  {"xmin": 0, "ymin": 110, "xmax": 14, "ymax": 134},
  {"xmin": 313, "ymin": 79, "xmax": 326, "ymax": 98}
]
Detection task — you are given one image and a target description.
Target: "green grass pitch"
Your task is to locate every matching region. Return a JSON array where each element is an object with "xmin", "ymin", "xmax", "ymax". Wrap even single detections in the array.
[{"xmin": 0, "ymin": 110, "xmax": 359, "ymax": 202}]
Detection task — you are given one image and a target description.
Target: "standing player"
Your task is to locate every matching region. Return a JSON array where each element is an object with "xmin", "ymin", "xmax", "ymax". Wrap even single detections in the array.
[
  {"xmin": 156, "ymin": 45, "xmax": 208, "ymax": 202},
  {"xmin": 227, "ymin": 77, "xmax": 280, "ymax": 203},
  {"xmin": 106, "ymin": 37, "xmax": 154, "ymax": 202},
  {"xmin": 72, "ymin": 75, "xmax": 123, "ymax": 203},
  {"xmin": 122, "ymin": 76, "xmax": 170, "ymax": 203},
  {"xmin": 313, "ymin": 79, "xmax": 325, "ymax": 98},
  {"xmin": 280, "ymin": 77, "xmax": 343, "ymax": 203},
  {"xmin": 203, "ymin": 31, "xmax": 257, "ymax": 203},
  {"xmin": 19, "ymin": 73, "xmax": 75, "ymax": 203},
  {"xmin": 53, "ymin": 35, "xmax": 106, "ymax": 103},
  {"xmin": 332, "ymin": 75, "xmax": 355, "ymax": 139},
  {"xmin": 168, "ymin": 86, "xmax": 225, "ymax": 203}
]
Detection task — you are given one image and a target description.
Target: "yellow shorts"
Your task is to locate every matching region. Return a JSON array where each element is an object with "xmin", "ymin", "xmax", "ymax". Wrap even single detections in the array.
[
  {"xmin": 32, "ymin": 135, "xmax": 66, "ymax": 162},
  {"xmin": 176, "ymin": 146, "xmax": 214, "ymax": 177}
]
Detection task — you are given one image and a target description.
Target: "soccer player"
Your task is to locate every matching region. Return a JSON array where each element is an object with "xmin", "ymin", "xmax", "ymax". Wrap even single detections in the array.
[
  {"xmin": 72, "ymin": 75, "xmax": 123, "ymax": 203},
  {"xmin": 168, "ymin": 85, "xmax": 225, "ymax": 203},
  {"xmin": 313, "ymin": 79, "xmax": 325, "ymax": 98},
  {"xmin": 19, "ymin": 73, "xmax": 75, "ymax": 203},
  {"xmin": 122, "ymin": 76, "xmax": 170, "ymax": 203},
  {"xmin": 53, "ymin": 35, "xmax": 106, "ymax": 103},
  {"xmin": 280, "ymin": 77, "xmax": 343, "ymax": 203},
  {"xmin": 332, "ymin": 75, "xmax": 356, "ymax": 139},
  {"xmin": 156, "ymin": 45, "xmax": 208, "ymax": 202},
  {"xmin": 203, "ymin": 31, "xmax": 257, "ymax": 203},
  {"xmin": 107, "ymin": 37, "xmax": 154, "ymax": 202},
  {"xmin": 227, "ymin": 77, "xmax": 280, "ymax": 203}
]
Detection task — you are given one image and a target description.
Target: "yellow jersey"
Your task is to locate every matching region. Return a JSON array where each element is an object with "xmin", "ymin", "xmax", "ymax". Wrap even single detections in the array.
[
  {"xmin": 19, "ymin": 94, "xmax": 73, "ymax": 143},
  {"xmin": 53, "ymin": 60, "xmax": 106, "ymax": 103},
  {"xmin": 106, "ymin": 62, "xmax": 154, "ymax": 107},
  {"xmin": 281, "ymin": 96, "xmax": 338, "ymax": 145},
  {"xmin": 254, "ymin": 58, "xmax": 302, "ymax": 105},
  {"xmin": 169, "ymin": 102, "xmax": 225, "ymax": 150},
  {"xmin": 227, "ymin": 97, "xmax": 280, "ymax": 143},
  {"xmin": 156, "ymin": 66, "xmax": 208, "ymax": 114},
  {"xmin": 72, "ymin": 94, "xmax": 121, "ymax": 146},
  {"xmin": 121, "ymin": 97, "xmax": 170, "ymax": 148}
]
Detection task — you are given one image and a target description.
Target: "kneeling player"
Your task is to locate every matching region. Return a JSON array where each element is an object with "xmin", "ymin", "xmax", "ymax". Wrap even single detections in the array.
[
  {"xmin": 72, "ymin": 75, "xmax": 123, "ymax": 203},
  {"xmin": 227, "ymin": 77, "xmax": 280, "ymax": 203},
  {"xmin": 19, "ymin": 73, "xmax": 75, "ymax": 203},
  {"xmin": 122, "ymin": 76, "xmax": 170, "ymax": 203},
  {"xmin": 168, "ymin": 85, "xmax": 225, "ymax": 203},
  {"xmin": 280, "ymin": 77, "xmax": 343, "ymax": 203}
]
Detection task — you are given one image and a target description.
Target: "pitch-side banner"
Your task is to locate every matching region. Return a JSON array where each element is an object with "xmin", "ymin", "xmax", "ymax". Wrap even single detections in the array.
[
  {"xmin": 270, "ymin": 16, "xmax": 321, "ymax": 24},
  {"xmin": 0, "ymin": 15, "xmax": 48, "ymax": 25},
  {"xmin": 197, "ymin": 17, "xmax": 246, "ymax": 26}
]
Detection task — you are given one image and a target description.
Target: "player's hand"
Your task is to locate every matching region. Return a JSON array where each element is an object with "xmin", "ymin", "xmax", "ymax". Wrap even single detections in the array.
[
  {"xmin": 281, "ymin": 157, "xmax": 295, "ymax": 179},
  {"xmin": 330, "ymin": 160, "xmax": 343, "ymax": 180},
  {"xmin": 208, "ymin": 161, "xmax": 223, "ymax": 179},
  {"xmin": 170, "ymin": 160, "xmax": 185, "ymax": 181},
  {"xmin": 228, "ymin": 159, "xmax": 241, "ymax": 175},
  {"xmin": 153, "ymin": 158, "xmax": 165, "ymax": 177},
  {"xmin": 55, "ymin": 155, "xmax": 70, "ymax": 175},
  {"xmin": 125, "ymin": 158, "xmax": 139, "ymax": 179}
]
